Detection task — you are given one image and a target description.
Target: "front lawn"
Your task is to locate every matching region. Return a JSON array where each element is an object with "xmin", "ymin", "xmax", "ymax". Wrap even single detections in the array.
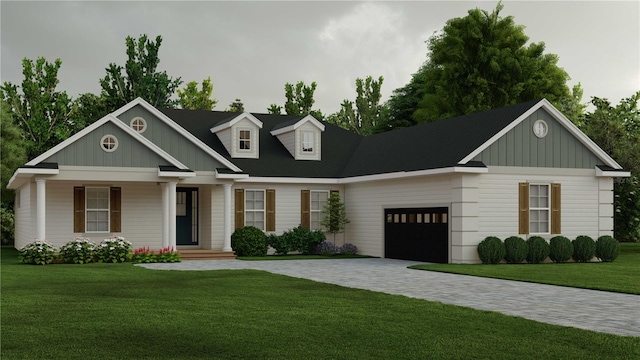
[
  {"xmin": 411, "ymin": 243, "xmax": 640, "ymax": 294},
  {"xmin": 1, "ymin": 247, "xmax": 637, "ymax": 359}
]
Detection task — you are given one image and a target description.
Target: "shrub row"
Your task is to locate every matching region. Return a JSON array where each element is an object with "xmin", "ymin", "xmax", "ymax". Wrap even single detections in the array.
[{"xmin": 477, "ymin": 235, "xmax": 619, "ymax": 264}]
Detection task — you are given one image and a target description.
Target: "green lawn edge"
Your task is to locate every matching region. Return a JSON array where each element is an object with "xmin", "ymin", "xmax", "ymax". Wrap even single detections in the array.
[{"xmin": 410, "ymin": 243, "xmax": 640, "ymax": 294}]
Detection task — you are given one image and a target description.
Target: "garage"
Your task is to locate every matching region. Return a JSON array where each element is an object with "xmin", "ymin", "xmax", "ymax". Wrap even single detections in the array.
[{"xmin": 384, "ymin": 207, "xmax": 449, "ymax": 263}]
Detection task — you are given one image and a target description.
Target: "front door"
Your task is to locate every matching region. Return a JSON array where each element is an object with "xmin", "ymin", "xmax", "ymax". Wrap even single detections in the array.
[{"xmin": 176, "ymin": 187, "xmax": 198, "ymax": 246}]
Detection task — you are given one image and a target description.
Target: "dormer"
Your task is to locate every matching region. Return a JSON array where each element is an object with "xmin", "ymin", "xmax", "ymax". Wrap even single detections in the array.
[
  {"xmin": 270, "ymin": 115, "xmax": 325, "ymax": 161},
  {"xmin": 210, "ymin": 112, "xmax": 263, "ymax": 159}
]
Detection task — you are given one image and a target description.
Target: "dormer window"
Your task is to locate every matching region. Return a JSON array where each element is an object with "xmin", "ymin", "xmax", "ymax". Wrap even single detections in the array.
[
  {"xmin": 271, "ymin": 115, "xmax": 324, "ymax": 161},
  {"xmin": 302, "ymin": 131, "xmax": 314, "ymax": 153},
  {"xmin": 239, "ymin": 129, "xmax": 251, "ymax": 151}
]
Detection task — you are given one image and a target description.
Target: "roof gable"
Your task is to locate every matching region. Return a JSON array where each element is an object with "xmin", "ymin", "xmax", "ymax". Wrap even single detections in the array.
[
  {"xmin": 210, "ymin": 112, "xmax": 263, "ymax": 133},
  {"xmin": 270, "ymin": 115, "xmax": 325, "ymax": 136}
]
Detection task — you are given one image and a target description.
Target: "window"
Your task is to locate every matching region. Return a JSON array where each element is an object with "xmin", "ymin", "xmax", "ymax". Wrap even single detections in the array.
[
  {"xmin": 86, "ymin": 187, "xmax": 110, "ymax": 232},
  {"xmin": 239, "ymin": 129, "xmax": 251, "ymax": 150},
  {"xmin": 302, "ymin": 131, "xmax": 315, "ymax": 153},
  {"xmin": 100, "ymin": 135, "xmax": 118, "ymax": 152},
  {"xmin": 245, "ymin": 190, "xmax": 265, "ymax": 230},
  {"xmin": 529, "ymin": 184, "xmax": 550, "ymax": 233},
  {"xmin": 310, "ymin": 191, "xmax": 328, "ymax": 230},
  {"xmin": 130, "ymin": 117, "xmax": 147, "ymax": 133}
]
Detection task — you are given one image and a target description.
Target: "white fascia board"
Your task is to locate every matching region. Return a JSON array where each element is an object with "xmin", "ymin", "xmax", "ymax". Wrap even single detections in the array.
[
  {"xmin": 270, "ymin": 115, "xmax": 325, "ymax": 136},
  {"xmin": 459, "ymin": 99, "xmax": 622, "ymax": 169},
  {"xmin": 215, "ymin": 172, "xmax": 250, "ymax": 180},
  {"xmin": 113, "ymin": 97, "xmax": 243, "ymax": 172},
  {"xmin": 235, "ymin": 177, "xmax": 339, "ymax": 184},
  {"xmin": 6, "ymin": 167, "xmax": 60, "ymax": 189},
  {"xmin": 158, "ymin": 169, "xmax": 197, "ymax": 178},
  {"xmin": 210, "ymin": 112, "xmax": 264, "ymax": 133},
  {"xmin": 595, "ymin": 167, "xmax": 631, "ymax": 178},
  {"xmin": 338, "ymin": 166, "xmax": 487, "ymax": 184}
]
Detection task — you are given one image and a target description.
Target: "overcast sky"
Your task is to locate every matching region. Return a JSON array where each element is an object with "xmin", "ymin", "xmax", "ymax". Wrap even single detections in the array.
[{"xmin": 1, "ymin": 1, "xmax": 638, "ymax": 115}]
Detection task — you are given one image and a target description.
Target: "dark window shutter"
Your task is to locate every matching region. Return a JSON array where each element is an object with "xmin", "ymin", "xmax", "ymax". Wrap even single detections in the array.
[
  {"xmin": 74, "ymin": 187, "xmax": 85, "ymax": 233},
  {"xmin": 266, "ymin": 189, "xmax": 276, "ymax": 232},
  {"xmin": 301, "ymin": 190, "xmax": 310, "ymax": 229},
  {"xmin": 518, "ymin": 183, "xmax": 529, "ymax": 234},
  {"xmin": 551, "ymin": 183, "xmax": 561, "ymax": 234},
  {"xmin": 110, "ymin": 187, "xmax": 121, "ymax": 233},
  {"xmin": 235, "ymin": 189, "xmax": 245, "ymax": 229}
]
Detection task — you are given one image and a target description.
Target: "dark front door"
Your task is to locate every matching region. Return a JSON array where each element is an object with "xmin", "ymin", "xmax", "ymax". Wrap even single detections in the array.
[
  {"xmin": 176, "ymin": 188, "xmax": 198, "ymax": 246},
  {"xmin": 384, "ymin": 207, "xmax": 448, "ymax": 263}
]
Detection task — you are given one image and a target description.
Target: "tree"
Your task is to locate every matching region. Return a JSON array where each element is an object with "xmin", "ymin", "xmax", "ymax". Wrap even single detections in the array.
[
  {"xmin": 100, "ymin": 34, "xmax": 182, "ymax": 110},
  {"xmin": 226, "ymin": 99, "xmax": 245, "ymax": 113},
  {"xmin": 177, "ymin": 77, "xmax": 218, "ymax": 110},
  {"xmin": 0, "ymin": 100, "xmax": 27, "ymax": 207},
  {"xmin": 385, "ymin": 2, "xmax": 574, "ymax": 128},
  {"xmin": 327, "ymin": 76, "xmax": 387, "ymax": 135},
  {"xmin": 267, "ymin": 104, "xmax": 282, "ymax": 114},
  {"xmin": 320, "ymin": 192, "xmax": 350, "ymax": 244},
  {"xmin": 69, "ymin": 93, "xmax": 110, "ymax": 131},
  {"xmin": 1, "ymin": 57, "xmax": 73, "ymax": 159},
  {"xmin": 280, "ymin": 81, "xmax": 324, "ymax": 120}
]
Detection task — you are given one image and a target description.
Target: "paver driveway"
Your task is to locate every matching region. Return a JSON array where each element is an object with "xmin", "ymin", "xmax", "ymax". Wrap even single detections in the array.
[{"xmin": 139, "ymin": 258, "xmax": 640, "ymax": 337}]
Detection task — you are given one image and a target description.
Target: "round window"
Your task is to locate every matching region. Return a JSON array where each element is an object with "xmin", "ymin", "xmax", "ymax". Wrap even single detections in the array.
[
  {"xmin": 130, "ymin": 117, "xmax": 147, "ymax": 133},
  {"xmin": 100, "ymin": 135, "xmax": 119, "ymax": 152}
]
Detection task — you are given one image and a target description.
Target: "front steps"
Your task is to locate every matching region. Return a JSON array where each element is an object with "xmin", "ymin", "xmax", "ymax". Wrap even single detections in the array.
[{"xmin": 178, "ymin": 249, "xmax": 236, "ymax": 260}]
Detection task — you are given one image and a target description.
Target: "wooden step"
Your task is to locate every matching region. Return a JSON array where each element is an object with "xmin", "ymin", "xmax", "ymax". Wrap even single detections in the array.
[{"xmin": 178, "ymin": 249, "xmax": 236, "ymax": 260}]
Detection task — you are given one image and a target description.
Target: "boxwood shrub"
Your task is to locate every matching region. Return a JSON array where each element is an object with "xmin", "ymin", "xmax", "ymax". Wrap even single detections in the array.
[
  {"xmin": 477, "ymin": 236, "xmax": 505, "ymax": 264},
  {"xmin": 572, "ymin": 235, "xmax": 596, "ymax": 262},
  {"xmin": 526, "ymin": 236, "xmax": 549, "ymax": 264},
  {"xmin": 503, "ymin": 236, "xmax": 527, "ymax": 264},
  {"xmin": 231, "ymin": 226, "xmax": 268, "ymax": 257},
  {"xmin": 595, "ymin": 235, "xmax": 619, "ymax": 262},
  {"xmin": 549, "ymin": 236, "xmax": 573, "ymax": 263}
]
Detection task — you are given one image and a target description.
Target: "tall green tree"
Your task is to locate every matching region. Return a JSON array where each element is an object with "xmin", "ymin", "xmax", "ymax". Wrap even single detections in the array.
[
  {"xmin": 69, "ymin": 92, "xmax": 110, "ymax": 130},
  {"xmin": 384, "ymin": 2, "xmax": 574, "ymax": 129},
  {"xmin": 226, "ymin": 98, "xmax": 245, "ymax": 113},
  {"xmin": 100, "ymin": 34, "xmax": 182, "ymax": 110},
  {"xmin": 327, "ymin": 76, "xmax": 387, "ymax": 135},
  {"xmin": 267, "ymin": 104, "xmax": 282, "ymax": 115},
  {"xmin": 1, "ymin": 57, "xmax": 73, "ymax": 159},
  {"xmin": 0, "ymin": 100, "xmax": 27, "ymax": 207},
  {"xmin": 177, "ymin": 77, "xmax": 218, "ymax": 110},
  {"xmin": 280, "ymin": 81, "xmax": 323, "ymax": 120},
  {"xmin": 320, "ymin": 192, "xmax": 350, "ymax": 244}
]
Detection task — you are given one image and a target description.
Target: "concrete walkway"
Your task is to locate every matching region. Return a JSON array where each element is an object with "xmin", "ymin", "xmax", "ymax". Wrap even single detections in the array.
[{"xmin": 138, "ymin": 258, "xmax": 640, "ymax": 337}]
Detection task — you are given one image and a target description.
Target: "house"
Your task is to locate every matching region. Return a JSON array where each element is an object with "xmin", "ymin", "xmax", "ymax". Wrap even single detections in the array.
[{"xmin": 7, "ymin": 98, "xmax": 630, "ymax": 263}]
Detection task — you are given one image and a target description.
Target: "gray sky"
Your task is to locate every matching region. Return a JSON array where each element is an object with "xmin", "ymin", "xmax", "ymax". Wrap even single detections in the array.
[{"xmin": 1, "ymin": 1, "xmax": 638, "ymax": 114}]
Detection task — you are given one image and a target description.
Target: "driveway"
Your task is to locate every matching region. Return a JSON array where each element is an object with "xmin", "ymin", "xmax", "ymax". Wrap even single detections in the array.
[{"xmin": 138, "ymin": 258, "xmax": 640, "ymax": 337}]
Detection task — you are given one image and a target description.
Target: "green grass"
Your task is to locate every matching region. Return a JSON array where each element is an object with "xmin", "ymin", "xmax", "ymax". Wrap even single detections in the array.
[
  {"xmin": 2, "ymin": 247, "xmax": 638, "ymax": 359},
  {"xmin": 411, "ymin": 243, "xmax": 640, "ymax": 294},
  {"xmin": 238, "ymin": 254, "xmax": 374, "ymax": 261}
]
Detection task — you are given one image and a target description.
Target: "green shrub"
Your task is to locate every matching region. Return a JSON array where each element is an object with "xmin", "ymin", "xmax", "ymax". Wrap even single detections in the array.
[
  {"xmin": 477, "ymin": 236, "xmax": 505, "ymax": 264},
  {"xmin": 231, "ymin": 226, "xmax": 268, "ymax": 257},
  {"xmin": 19, "ymin": 240, "xmax": 57, "ymax": 265},
  {"xmin": 503, "ymin": 236, "xmax": 527, "ymax": 264},
  {"xmin": 132, "ymin": 247, "xmax": 157, "ymax": 263},
  {"xmin": 526, "ymin": 236, "xmax": 549, "ymax": 264},
  {"xmin": 549, "ymin": 236, "xmax": 573, "ymax": 263},
  {"xmin": 595, "ymin": 235, "xmax": 619, "ymax": 262},
  {"xmin": 572, "ymin": 235, "xmax": 596, "ymax": 262},
  {"xmin": 59, "ymin": 237, "xmax": 97, "ymax": 264},
  {"xmin": 96, "ymin": 236, "xmax": 132, "ymax": 263},
  {"xmin": 272, "ymin": 226, "xmax": 327, "ymax": 255},
  {"xmin": 267, "ymin": 233, "xmax": 292, "ymax": 255},
  {"xmin": 1, "ymin": 207, "xmax": 15, "ymax": 246}
]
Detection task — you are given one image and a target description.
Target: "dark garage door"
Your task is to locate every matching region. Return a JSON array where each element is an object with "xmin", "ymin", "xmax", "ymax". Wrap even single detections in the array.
[{"xmin": 384, "ymin": 207, "xmax": 449, "ymax": 263}]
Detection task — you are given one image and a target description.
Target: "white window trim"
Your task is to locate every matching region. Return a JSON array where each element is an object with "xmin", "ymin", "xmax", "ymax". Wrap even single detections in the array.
[
  {"xmin": 130, "ymin": 117, "xmax": 147, "ymax": 133},
  {"xmin": 85, "ymin": 186, "xmax": 110, "ymax": 233},
  {"xmin": 301, "ymin": 131, "xmax": 315, "ymax": 154},
  {"xmin": 100, "ymin": 134, "xmax": 119, "ymax": 152},
  {"xmin": 529, "ymin": 183, "xmax": 550, "ymax": 234},
  {"xmin": 310, "ymin": 190, "xmax": 329, "ymax": 231},
  {"xmin": 238, "ymin": 128, "xmax": 252, "ymax": 152},
  {"xmin": 245, "ymin": 189, "xmax": 265, "ymax": 230}
]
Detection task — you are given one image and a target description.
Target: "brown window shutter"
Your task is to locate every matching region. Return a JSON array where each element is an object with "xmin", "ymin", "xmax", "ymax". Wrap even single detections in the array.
[
  {"xmin": 74, "ymin": 187, "xmax": 85, "ymax": 233},
  {"xmin": 234, "ymin": 189, "xmax": 245, "ymax": 229},
  {"xmin": 266, "ymin": 189, "xmax": 276, "ymax": 232},
  {"xmin": 110, "ymin": 187, "xmax": 121, "ymax": 233},
  {"xmin": 551, "ymin": 183, "xmax": 561, "ymax": 234},
  {"xmin": 518, "ymin": 183, "xmax": 529, "ymax": 234},
  {"xmin": 301, "ymin": 189, "xmax": 310, "ymax": 229}
]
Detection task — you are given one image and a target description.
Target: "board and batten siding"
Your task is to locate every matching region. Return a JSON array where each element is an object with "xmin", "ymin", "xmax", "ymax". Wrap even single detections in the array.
[
  {"xmin": 344, "ymin": 175, "xmax": 453, "ymax": 258},
  {"xmin": 43, "ymin": 122, "xmax": 168, "ymax": 167},
  {"xmin": 117, "ymin": 105, "xmax": 226, "ymax": 171},
  {"xmin": 472, "ymin": 109, "xmax": 603, "ymax": 169},
  {"xmin": 14, "ymin": 183, "xmax": 33, "ymax": 249}
]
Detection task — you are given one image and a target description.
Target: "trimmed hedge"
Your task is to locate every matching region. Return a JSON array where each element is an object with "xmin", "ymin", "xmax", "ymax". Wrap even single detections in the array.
[
  {"xmin": 477, "ymin": 236, "xmax": 505, "ymax": 264},
  {"xmin": 232, "ymin": 226, "xmax": 268, "ymax": 257},
  {"xmin": 268, "ymin": 226, "xmax": 326, "ymax": 255},
  {"xmin": 503, "ymin": 236, "xmax": 527, "ymax": 264},
  {"xmin": 526, "ymin": 236, "xmax": 549, "ymax": 264},
  {"xmin": 549, "ymin": 236, "xmax": 573, "ymax": 263},
  {"xmin": 595, "ymin": 235, "xmax": 619, "ymax": 262},
  {"xmin": 572, "ymin": 235, "xmax": 596, "ymax": 262}
]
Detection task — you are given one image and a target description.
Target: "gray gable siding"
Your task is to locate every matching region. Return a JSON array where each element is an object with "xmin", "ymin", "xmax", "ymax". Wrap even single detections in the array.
[
  {"xmin": 117, "ymin": 105, "xmax": 225, "ymax": 171},
  {"xmin": 43, "ymin": 122, "xmax": 170, "ymax": 167},
  {"xmin": 472, "ymin": 109, "xmax": 603, "ymax": 168}
]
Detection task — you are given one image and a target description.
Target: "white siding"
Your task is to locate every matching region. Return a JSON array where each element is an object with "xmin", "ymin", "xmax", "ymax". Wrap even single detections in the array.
[
  {"xmin": 14, "ymin": 183, "xmax": 33, "ymax": 249},
  {"xmin": 344, "ymin": 175, "xmax": 452, "ymax": 258},
  {"xmin": 275, "ymin": 132, "xmax": 295, "ymax": 157},
  {"xmin": 216, "ymin": 128, "xmax": 232, "ymax": 155}
]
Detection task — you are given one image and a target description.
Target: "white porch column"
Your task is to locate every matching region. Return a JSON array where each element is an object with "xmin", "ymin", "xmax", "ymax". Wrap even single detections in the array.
[
  {"xmin": 161, "ymin": 183, "xmax": 170, "ymax": 248},
  {"xmin": 36, "ymin": 179, "xmax": 46, "ymax": 240},
  {"xmin": 168, "ymin": 181, "xmax": 177, "ymax": 249},
  {"xmin": 223, "ymin": 183, "xmax": 233, "ymax": 252}
]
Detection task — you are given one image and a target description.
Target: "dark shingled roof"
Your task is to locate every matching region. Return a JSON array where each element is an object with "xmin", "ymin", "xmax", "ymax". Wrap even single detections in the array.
[{"xmin": 160, "ymin": 100, "xmax": 540, "ymax": 179}]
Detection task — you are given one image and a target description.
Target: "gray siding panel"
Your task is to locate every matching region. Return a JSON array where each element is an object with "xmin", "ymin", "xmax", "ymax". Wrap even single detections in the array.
[
  {"xmin": 118, "ymin": 105, "xmax": 225, "ymax": 171},
  {"xmin": 43, "ymin": 122, "xmax": 169, "ymax": 167},
  {"xmin": 473, "ymin": 109, "xmax": 603, "ymax": 169}
]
